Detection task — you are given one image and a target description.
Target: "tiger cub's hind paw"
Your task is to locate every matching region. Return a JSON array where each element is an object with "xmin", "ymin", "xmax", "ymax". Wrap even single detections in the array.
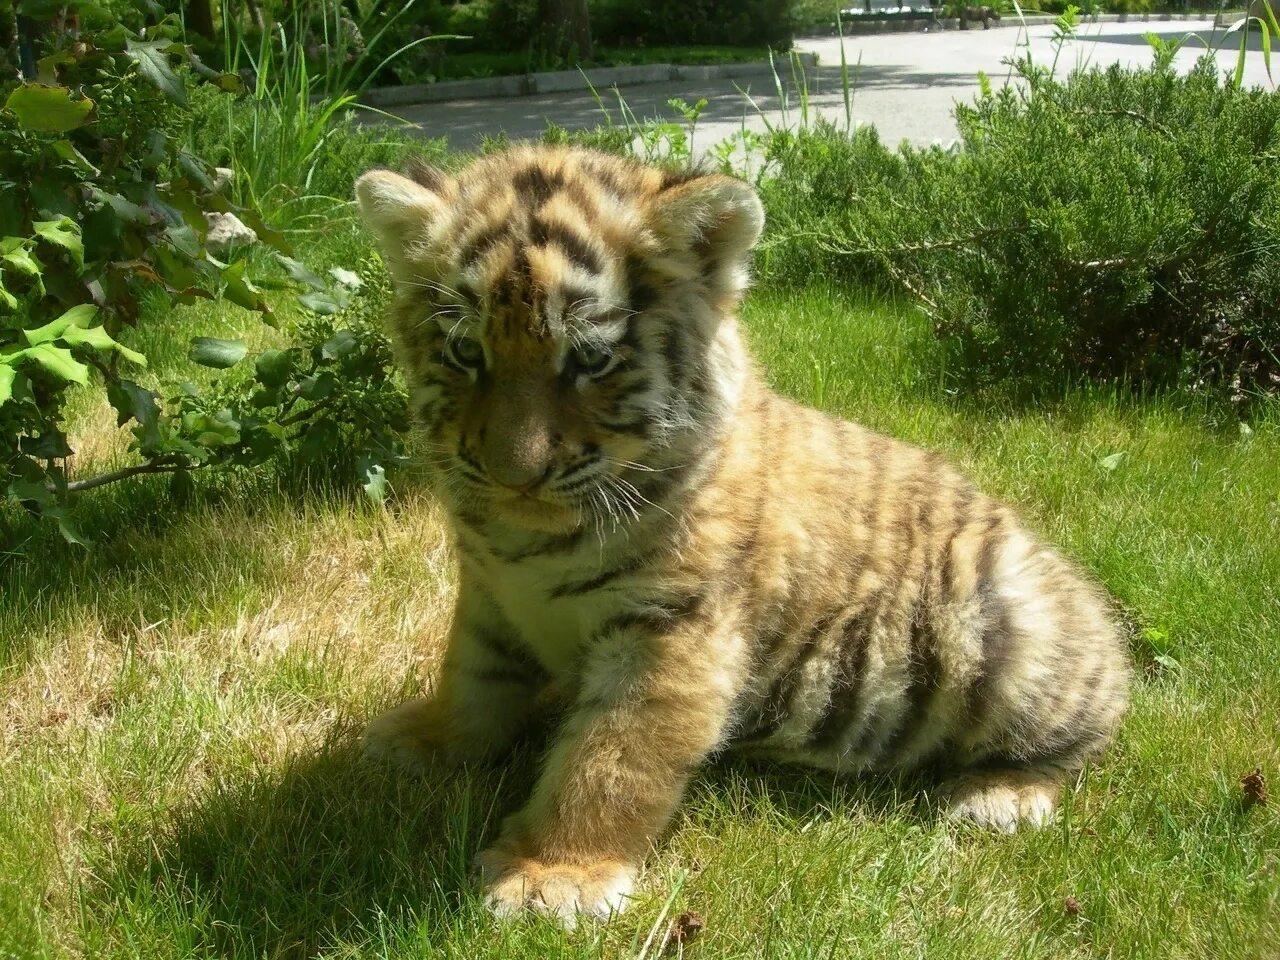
[{"xmin": 943, "ymin": 768, "xmax": 1061, "ymax": 833}]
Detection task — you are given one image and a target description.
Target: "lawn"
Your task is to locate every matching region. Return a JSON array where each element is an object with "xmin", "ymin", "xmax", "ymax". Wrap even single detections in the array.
[{"xmin": 2, "ymin": 277, "xmax": 1278, "ymax": 959}]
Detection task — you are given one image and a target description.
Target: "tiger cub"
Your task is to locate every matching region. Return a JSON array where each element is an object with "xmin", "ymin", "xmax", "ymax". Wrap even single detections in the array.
[{"xmin": 354, "ymin": 146, "xmax": 1130, "ymax": 924}]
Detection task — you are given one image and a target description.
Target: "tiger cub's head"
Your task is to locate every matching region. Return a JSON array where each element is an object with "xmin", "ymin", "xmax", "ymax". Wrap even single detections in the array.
[{"xmin": 355, "ymin": 146, "xmax": 763, "ymax": 531}]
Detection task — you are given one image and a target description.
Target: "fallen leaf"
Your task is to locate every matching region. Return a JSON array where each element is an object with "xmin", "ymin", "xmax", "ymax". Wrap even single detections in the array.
[
  {"xmin": 1241, "ymin": 768, "xmax": 1267, "ymax": 808},
  {"xmin": 1064, "ymin": 896, "xmax": 1082, "ymax": 917},
  {"xmin": 38, "ymin": 710, "xmax": 69, "ymax": 728},
  {"xmin": 664, "ymin": 910, "xmax": 706, "ymax": 954}
]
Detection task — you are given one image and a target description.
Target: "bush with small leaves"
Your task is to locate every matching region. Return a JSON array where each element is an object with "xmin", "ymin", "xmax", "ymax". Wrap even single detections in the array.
[
  {"xmin": 1, "ymin": 6, "xmax": 406, "ymax": 544},
  {"xmin": 759, "ymin": 51, "xmax": 1280, "ymax": 405}
]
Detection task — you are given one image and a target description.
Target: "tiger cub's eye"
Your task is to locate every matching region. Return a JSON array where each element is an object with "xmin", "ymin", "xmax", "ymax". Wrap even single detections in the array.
[
  {"xmin": 571, "ymin": 343, "xmax": 613, "ymax": 376},
  {"xmin": 447, "ymin": 336, "xmax": 485, "ymax": 370}
]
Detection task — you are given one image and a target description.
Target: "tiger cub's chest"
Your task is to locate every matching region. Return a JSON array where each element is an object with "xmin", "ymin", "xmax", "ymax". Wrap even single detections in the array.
[{"xmin": 479, "ymin": 546, "xmax": 639, "ymax": 677}]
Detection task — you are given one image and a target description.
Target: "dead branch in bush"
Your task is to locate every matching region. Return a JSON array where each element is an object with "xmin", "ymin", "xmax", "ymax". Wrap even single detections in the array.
[
  {"xmin": 1076, "ymin": 256, "xmax": 1137, "ymax": 270},
  {"xmin": 875, "ymin": 256, "xmax": 940, "ymax": 315},
  {"xmin": 1069, "ymin": 108, "xmax": 1175, "ymax": 138},
  {"xmin": 784, "ymin": 224, "xmax": 1029, "ymax": 259}
]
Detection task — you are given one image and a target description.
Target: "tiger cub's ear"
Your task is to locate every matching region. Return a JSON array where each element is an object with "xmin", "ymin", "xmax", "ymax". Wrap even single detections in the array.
[
  {"xmin": 647, "ymin": 172, "xmax": 765, "ymax": 268},
  {"xmin": 354, "ymin": 166, "xmax": 452, "ymax": 260}
]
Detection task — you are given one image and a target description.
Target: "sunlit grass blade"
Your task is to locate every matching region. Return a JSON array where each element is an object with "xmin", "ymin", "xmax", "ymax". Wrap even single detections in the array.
[
  {"xmin": 768, "ymin": 47, "xmax": 790, "ymax": 130},
  {"xmin": 579, "ymin": 68, "xmax": 615, "ymax": 128},
  {"xmin": 1261, "ymin": 18, "xmax": 1274, "ymax": 82},
  {"xmin": 1236, "ymin": 19, "xmax": 1250, "ymax": 89},
  {"xmin": 358, "ymin": 35, "xmax": 469, "ymax": 98}
]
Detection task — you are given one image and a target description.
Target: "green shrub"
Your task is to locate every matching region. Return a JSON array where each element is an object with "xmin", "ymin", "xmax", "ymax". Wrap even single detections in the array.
[
  {"xmin": 592, "ymin": 0, "xmax": 797, "ymax": 50},
  {"xmin": 759, "ymin": 55, "xmax": 1280, "ymax": 404},
  {"xmin": 0, "ymin": 9, "xmax": 282, "ymax": 540},
  {"xmin": 1, "ymin": 6, "xmax": 416, "ymax": 542}
]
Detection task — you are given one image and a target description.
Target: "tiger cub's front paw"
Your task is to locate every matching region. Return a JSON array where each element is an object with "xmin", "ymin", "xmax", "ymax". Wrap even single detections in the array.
[
  {"xmin": 474, "ymin": 841, "xmax": 637, "ymax": 927},
  {"xmin": 360, "ymin": 697, "xmax": 454, "ymax": 775}
]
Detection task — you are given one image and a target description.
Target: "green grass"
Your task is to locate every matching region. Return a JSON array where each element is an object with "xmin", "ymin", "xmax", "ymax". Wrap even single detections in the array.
[{"xmin": 2, "ymin": 282, "xmax": 1278, "ymax": 959}]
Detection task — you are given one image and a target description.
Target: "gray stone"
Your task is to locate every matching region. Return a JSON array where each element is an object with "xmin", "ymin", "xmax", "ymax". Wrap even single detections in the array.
[
  {"xmin": 205, "ymin": 212, "xmax": 257, "ymax": 251},
  {"xmin": 211, "ymin": 167, "xmax": 234, "ymax": 194}
]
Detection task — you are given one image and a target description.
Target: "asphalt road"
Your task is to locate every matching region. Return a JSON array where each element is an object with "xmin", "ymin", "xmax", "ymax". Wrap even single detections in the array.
[{"xmin": 375, "ymin": 19, "xmax": 1275, "ymax": 152}]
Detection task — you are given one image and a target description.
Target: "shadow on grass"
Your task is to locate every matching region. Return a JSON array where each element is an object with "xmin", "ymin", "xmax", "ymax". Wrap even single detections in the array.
[
  {"xmin": 92, "ymin": 736, "xmax": 539, "ymax": 959},
  {"xmin": 89, "ymin": 727, "xmax": 929, "ymax": 959}
]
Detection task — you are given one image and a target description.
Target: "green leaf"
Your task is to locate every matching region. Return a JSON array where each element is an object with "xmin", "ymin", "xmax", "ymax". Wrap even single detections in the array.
[
  {"xmin": 0, "ymin": 276, "xmax": 17, "ymax": 310},
  {"xmin": 1261, "ymin": 19, "xmax": 1273, "ymax": 83},
  {"xmin": 176, "ymin": 149, "xmax": 216, "ymax": 191},
  {"xmin": 107, "ymin": 379, "xmax": 162, "ymax": 451},
  {"xmin": 250, "ymin": 387, "xmax": 277, "ymax": 408},
  {"xmin": 181, "ymin": 408, "xmax": 240, "ymax": 447},
  {"xmin": 88, "ymin": 187, "xmax": 154, "ymax": 225},
  {"xmin": 21, "ymin": 430, "xmax": 71, "ymax": 459},
  {"xmin": 33, "ymin": 217, "xmax": 83, "ymax": 270},
  {"xmin": 210, "ymin": 71, "xmax": 246, "ymax": 93},
  {"xmin": 3, "ymin": 83, "xmax": 95, "ymax": 132},
  {"xmin": 234, "ymin": 418, "xmax": 281, "ymax": 465},
  {"xmin": 0, "ymin": 364, "xmax": 14, "ymax": 407},
  {"xmin": 24, "ymin": 343, "xmax": 90, "ymax": 384},
  {"xmin": 29, "ymin": 184, "xmax": 76, "ymax": 221},
  {"xmin": 1234, "ymin": 21, "xmax": 1249, "ymax": 90},
  {"xmin": 277, "ymin": 255, "xmax": 328, "ymax": 291},
  {"xmin": 43, "ymin": 506, "xmax": 90, "ymax": 547},
  {"xmin": 254, "ymin": 349, "xmax": 294, "ymax": 388},
  {"xmin": 1, "ymin": 243, "xmax": 44, "ymax": 294},
  {"xmin": 61, "ymin": 324, "xmax": 148, "ymax": 367},
  {"xmin": 52, "ymin": 139, "xmax": 101, "ymax": 175},
  {"xmin": 7, "ymin": 476, "xmax": 53, "ymax": 508},
  {"xmin": 329, "ymin": 267, "xmax": 362, "ymax": 289},
  {"xmin": 189, "ymin": 336, "xmax": 247, "ymax": 369},
  {"xmin": 322, "ymin": 330, "xmax": 359, "ymax": 360},
  {"xmin": 243, "ymin": 212, "xmax": 292, "ymax": 256},
  {"xmin": 1099, "ymin": 451, "xmax": 1126, "ymax": 471},
  {"xmin": 220, "ymin": 260, "xmax": 271, "ymax": 315},
  {"xmin": 360, "ymin": 460, "xmax": 388, "ymax": 505},
  {"xmin": 24, "ymin": 304, "xmax": 98, "ymax": 344},
  {"xmin": 165, "ymin": 222, "xmax": 201, "ymax": 258},
  {"xmin": 299, "ymin": 289, "xmax": 349, "ymax": 315},
  {"xmin": 36, "ymin": 49, "xmax": 77, "ymax": 85},
  {"xmin": 124, "ymin": 38, "xmax": 188, "ymax": 106},
  {"xmin": 298, "ymin": 372, "xmax": 337, "ymax": 401}
]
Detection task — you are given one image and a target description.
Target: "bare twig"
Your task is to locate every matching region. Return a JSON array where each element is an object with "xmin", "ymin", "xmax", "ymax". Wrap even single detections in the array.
[
  {"xmin": 64, "ymin": 457, "xmax": 189, "ymax": 493},
  {"xmin": 278, "ymin": 393, "xmax": 337, "ymax": 427}
]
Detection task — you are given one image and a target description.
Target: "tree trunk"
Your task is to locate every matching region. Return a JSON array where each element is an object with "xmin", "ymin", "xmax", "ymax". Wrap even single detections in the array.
[
  {"xmin": 243, "ymin": 0, "xmax": 265, "ymax": 31},
  {"xmin": 537, "ymin": 0, "xmax": 593, "ymax": 62},
  {"xmin": 186, "ymin": 0, "xmax": 216, "ymax": 39}
]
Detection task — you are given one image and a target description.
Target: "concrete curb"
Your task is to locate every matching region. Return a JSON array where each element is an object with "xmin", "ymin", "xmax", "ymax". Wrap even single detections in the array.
[
  {"xmin": 360, "ymin": 53, "xmax": 819, "ymax": 107},
  {"xmin": 807, "ymin": 12, "xmax": 1215, "ymax": 35}
]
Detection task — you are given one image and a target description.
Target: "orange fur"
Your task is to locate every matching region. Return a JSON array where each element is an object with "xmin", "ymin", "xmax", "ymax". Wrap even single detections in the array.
[{"xmin": 354, "ymin": 147, "xmax": 1130, "ymax": 923}]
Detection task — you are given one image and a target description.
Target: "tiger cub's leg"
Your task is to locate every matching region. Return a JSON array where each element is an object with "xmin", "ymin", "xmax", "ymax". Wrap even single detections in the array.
[
  {"xmin": 943, "ymin": 766, "xmax": 1062, "ymax": 833},
  {"xmin": 362, "ymin": 598, "xmax": 544, "ymax": 773},
  {"xmin": 475, "ymin": 612, "xmax": 738, "ymax": 925},
  {"xmin": 934, "ymin": 529, "xmax": 1129, "ymax": 831}
]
